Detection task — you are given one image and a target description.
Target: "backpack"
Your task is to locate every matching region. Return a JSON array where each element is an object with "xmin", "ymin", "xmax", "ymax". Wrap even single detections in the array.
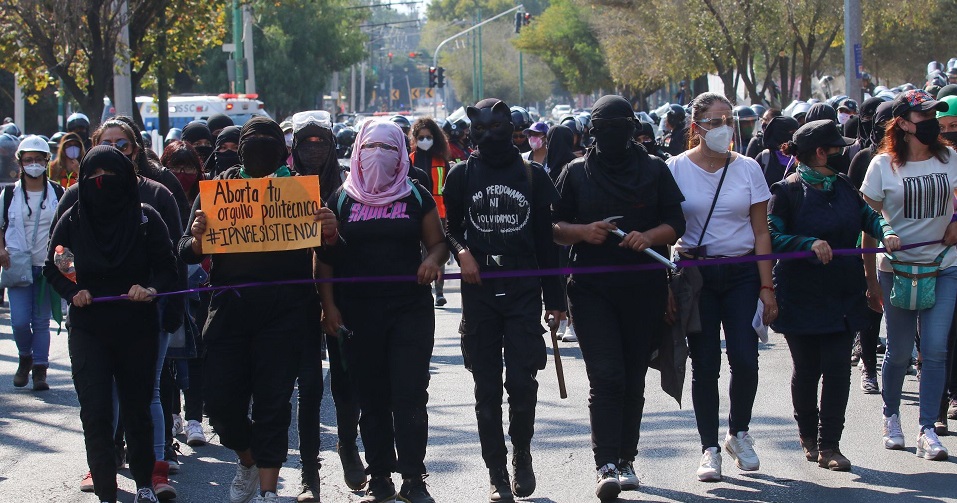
[{"xmin": 2, "ymin": 182, "xmax": 66, "ymax": 233}]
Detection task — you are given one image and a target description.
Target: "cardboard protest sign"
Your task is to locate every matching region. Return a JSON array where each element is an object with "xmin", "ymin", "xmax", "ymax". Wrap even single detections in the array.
[{"xmin": 199, "ymin": 175, "xmax": 321, "ymax": 253}]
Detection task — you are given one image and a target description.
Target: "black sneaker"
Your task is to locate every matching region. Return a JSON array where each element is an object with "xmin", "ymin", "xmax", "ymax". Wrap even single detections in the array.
[
  {"xmin": 399, "ymin": 475, "xmax": 435, "ymax": 503},
  {"xmin": 164, "ymin": 442, "xmax": 181, "ymax": 474},
  {"xmin": 338, "ymin": 441, "xmax": 368, "ymax": 491},
  {"xmin": 489, "ymin": 466, "xmax": 514, "ymax": 503},
  {"xmin": 134, "ymin": 487, "xmax": 160, "ymax": 503},
  {"xmin": 115, "ymin": 444, "xmax": 128, "ymax": 471},
  {"xmin": 360, "ymin": 475, "xmax": 397, "ymax": 503},
  {"xmin": 434, "ymin": 295, "xmax": 447, "ymax": 307},
  {"xmin": 511, "ymin": 448, "xmax": 535, "ymax": 497}
]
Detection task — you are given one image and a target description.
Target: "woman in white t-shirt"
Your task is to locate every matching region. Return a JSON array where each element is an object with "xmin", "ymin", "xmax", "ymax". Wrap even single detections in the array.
[
  {"xmin": 861, "ymin": 89, "xmax": 957, "ymax": 462},
  {"xmin": 667, "ymin": 93, "xmax": 778, "ymax": 482},
  {"xmin": 0, "ymin": 136, "xmax": 61, "ymax": 391}
]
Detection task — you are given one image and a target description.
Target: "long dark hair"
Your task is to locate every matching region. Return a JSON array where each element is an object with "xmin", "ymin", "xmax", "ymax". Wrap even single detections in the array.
[
  {"xmin": 160, "ymin": 140, "xmax": 204, "ymax": 200},
  {"xmin": 879, "ymin": 115, "xmax": 950, "ymax": 168},
  {"xmin": 410, "ymin": 117, "xmax": 450, "ymax": 161}
]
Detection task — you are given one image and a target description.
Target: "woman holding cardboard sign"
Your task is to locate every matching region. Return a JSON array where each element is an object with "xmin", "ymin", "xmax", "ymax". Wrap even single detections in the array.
[
  {"xmin": 317, "ymin": 119, "xmax": 448, "ymax": 503},
  {"xmin": 178, "ymin": 116, "xmax": 338, "ymax": 503}
]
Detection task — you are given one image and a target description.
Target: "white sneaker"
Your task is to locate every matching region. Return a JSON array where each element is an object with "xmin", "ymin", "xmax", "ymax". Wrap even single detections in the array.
[
  {"xmin": 562, "ymin": 324, "xmax": 578, "ymax": 343},
  {"xmin": 186, "ymin": 420, "xmax": 207, "ymax": 447},
  {"xmin": 723, "ymin": 432, "xmax": 759, "ymax": 471},
  {"xmin": 171, "ymin": 414, "xmax": 185, "ymax": 437},
  {"xmin": 595, "ymin": 463, "xmax": 621, "ymax": 500},
  {"xmin": 696, "ymin": 447, "xmax": 722, "ymax": 481},
  {"xmin": 229, "ymin": 462, "xmax": 260, "ymax": 503},
  {"xmin": 916, "ymin": 428, "xmax": 949, "ymax": 460},
  {"xmin": 252, "ymin": 491, "xmax": 280, "ymax": 503},
  {"xmin": 617, "ymin": 460, "xmax": 639, "ymax": 490},
  {"xmin": 556, "ymin": 319, "xmax": 568, "ymax": 336},
  {"xmin": 882, "ymin": 414, "xmax": 906, "ymax": 450}
]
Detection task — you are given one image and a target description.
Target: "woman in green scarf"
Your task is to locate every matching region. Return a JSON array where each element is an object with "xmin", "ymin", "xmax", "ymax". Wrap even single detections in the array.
[{"xmin": 767, "ymin": 119, "xmax": 900, "ymax": 471}]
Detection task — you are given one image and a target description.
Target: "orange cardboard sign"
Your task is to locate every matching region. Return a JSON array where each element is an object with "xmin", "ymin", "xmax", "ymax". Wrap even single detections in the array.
[{"xmin": 198, "ymin": 176, "xmax": 321, "ymax": 253}]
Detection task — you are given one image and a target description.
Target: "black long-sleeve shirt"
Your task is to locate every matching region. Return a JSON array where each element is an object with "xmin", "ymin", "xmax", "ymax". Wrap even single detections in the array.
[
  {"xmin": 43, "ymin": 205, "xmax": 177, "ymax": 333},
  {"xmin": 443, "ymin": 154, "xmax": 565, "ymax": 311}
]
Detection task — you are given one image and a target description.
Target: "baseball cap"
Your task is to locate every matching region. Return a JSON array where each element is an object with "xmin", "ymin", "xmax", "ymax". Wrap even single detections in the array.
[
  {"xmin": 891, "ymin": 89, "xmax": 949, "ymax": 118},
  {"xmin": 792, "ymin": 119, "xmax": 855, "ymax": 154},
  {"xmin": 523, "ymin": 121, "xmax": 548, "ymax": 136},
  {"xmin": 937, "ymin": 96, "xmax": 957, "ymax": 119}
]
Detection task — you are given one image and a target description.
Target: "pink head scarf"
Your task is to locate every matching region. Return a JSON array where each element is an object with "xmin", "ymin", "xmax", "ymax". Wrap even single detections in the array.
[{"xmin": 343, "ymin": 120, "xmax": 412, "ymax": 206}]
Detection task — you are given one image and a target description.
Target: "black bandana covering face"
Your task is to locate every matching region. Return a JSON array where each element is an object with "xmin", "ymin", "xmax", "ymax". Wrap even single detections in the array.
[{"xmin": 467, "ymin": 99, "xmax": 517, "ymax": 165}]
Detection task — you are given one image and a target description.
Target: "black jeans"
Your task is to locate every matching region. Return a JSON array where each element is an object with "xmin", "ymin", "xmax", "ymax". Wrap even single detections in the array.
[
  {"xmin": 859, "ymin": 309, "xmax": 882, "ymax": 375},
  {"xmin": 567, "ymin": 276, "xmax": 665, "ymax": 467},
  {"xmin": 688, "ymin": 262, "xmax": 760, "ymax": 451},
  {"xmin": 784, "ymin": 331, "xmax": 854, "ymax": 450},
  {"xmin": 183, "ymin": 357, "xmax": 205, "ymax": 421},
  {"xmin": 203, "ymin": 288, "xmax": 315, "ymax": 469},
  {"xmin": 326, "ymin": 330, "xmax": 360, "ymax": 446},
  {"xmin": 70, "ymin": 325, "xmax": 157, "ymax": 502},
  {"xmin": 460, "ymin": 277, "xmax": 547, "ymax": 469},
  {"xmin": 297, "ymin": 326, "xmax": 324, "ymax": 468},
  {"xmin": 341, "ymin": 291, "xmax": 434, "ymax": 477}
]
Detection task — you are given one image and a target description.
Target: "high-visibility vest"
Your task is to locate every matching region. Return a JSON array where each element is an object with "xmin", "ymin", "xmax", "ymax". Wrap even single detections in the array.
[{"xmin": 410, "ymin": 151, "xmax": 448, "ymax": 218}]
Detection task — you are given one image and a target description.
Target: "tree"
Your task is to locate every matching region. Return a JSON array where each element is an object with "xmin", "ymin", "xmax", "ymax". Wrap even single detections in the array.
[
  {"xmin": 513, "ymin": 0, "xmax": 611, "ymax": 95},
  {"xmin": 190, "ymin": 0, "xmax": 367, "ymax": 119},
  {"xmin": 784, "ymin": 0, "xmax": 842, "ymax": 100},
  {"xmin": 0, "ymin": 0, "xmax": 168, "ymax": 123}
]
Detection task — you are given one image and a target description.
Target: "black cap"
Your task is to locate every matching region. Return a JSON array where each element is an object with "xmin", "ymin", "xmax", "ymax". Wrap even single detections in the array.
[
  {"xmin": 891, "ymin": 89, "xmax": 949, "ymax": 118},
  {"xmin": 792, "ymin": 119, "xmax": 855, "ymax": 154}
]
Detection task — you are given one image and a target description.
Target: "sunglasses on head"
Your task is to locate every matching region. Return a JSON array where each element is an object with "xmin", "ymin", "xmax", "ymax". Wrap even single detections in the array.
[{"xmin": 100, "ymin": 139, "xmax": 131, "ymax": 151}]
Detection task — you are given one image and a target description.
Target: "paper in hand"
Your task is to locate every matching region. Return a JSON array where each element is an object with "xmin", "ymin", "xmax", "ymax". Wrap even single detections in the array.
[{"xmin": 753, "ymin": 299, "xmax": 769, "ymax": 344}]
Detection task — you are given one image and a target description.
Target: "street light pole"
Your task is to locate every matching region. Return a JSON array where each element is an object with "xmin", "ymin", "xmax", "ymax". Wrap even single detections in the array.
[
  {"xmin": 432, "ymin": 4, "xmax": 524, "ymax": 117},
  {"xmin": 233, "ymin": 0, "xmax": 245, "ymax": 94},
  {"xmin": 844, "ymin": 0, "xmax": 863, "ymax": 102}
]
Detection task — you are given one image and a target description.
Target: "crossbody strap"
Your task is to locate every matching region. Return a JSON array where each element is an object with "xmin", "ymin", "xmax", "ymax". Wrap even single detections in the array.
[{"xmin": 693, "ymin": 154, "xmax": 732, "ymax": 258}]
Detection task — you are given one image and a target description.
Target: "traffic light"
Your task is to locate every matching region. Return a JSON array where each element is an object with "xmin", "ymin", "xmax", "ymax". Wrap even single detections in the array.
[
  {"xmin": 523, "ymin": 13, "xmax": 532, "ymax": 26},
  {"xmin": 428, "ymin": 67, "xmax": 437, "ymax": 88},
  {"xmin": 437, "ymin": 67, "xmax": 446, "ymax": 88},
  {"xmin": 515, "ymin": 12, "xmax": 523, "ymax": 33},
  {"xmin": 388, "ymin": 52, "xmax": 393, "ymax": 64}
]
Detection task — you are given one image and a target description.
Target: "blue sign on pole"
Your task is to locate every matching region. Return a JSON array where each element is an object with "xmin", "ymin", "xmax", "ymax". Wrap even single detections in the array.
[{"xmin": 854, "ymin": 44, "xmax": 863, "ymax": 78}]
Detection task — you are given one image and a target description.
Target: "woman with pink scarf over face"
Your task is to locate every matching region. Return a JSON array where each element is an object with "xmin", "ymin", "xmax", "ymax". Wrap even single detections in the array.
[{"xmin": 317, "ymin": 120, "xmax": 449, "ymax": 502}]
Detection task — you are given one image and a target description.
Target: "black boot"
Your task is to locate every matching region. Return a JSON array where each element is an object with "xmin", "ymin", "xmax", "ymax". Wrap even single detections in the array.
[
  {"xmin": 32, "ymin": 365, "xmax": 49, "ymax": 391},
  {"xmin": 511, "ymin": 447, "xmax": 535, "ymax": 497},
  {"xmin": 13, "ymin": 355, "xmax": 32, "ymax": 387},
  {"xmin": 399, "ymin": 474, "xmax": 435, "ymax": 503},
  {"xmin": 489, "ymin": 466, "xmax": 514, "ymax": 503},
  {"xmin": 359, "ymin": 474, "xmax": 397, "ymax": 503},
  {"xmin": 338, "ymin": 441, "xmax": 368, "ymax": 491},
  {"xmin": 297, "ymin": 463, "xmax": 321, "ymax": 502}
]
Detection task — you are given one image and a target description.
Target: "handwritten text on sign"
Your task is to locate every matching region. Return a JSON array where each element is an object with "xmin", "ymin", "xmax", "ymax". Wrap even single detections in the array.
[{"xmin": 199, "ymin": 176, "xmax": 321, "ymax": 253}]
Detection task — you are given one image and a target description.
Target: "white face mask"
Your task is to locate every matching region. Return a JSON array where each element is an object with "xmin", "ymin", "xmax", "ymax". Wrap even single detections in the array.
[
  {"xmin": 23, "ymin": 163, "xmax": 46, "ymax": 178},
  {"xmin": 702, "ymin": 125, "xmax": 733, "ymax": 154},
  {"xmin": 837, "ymin": 112, "xmax": 851, "ymax": 125},
  {"xmin": 417, "ymin": 138, "xmax": 433, "ymax": 151},
  {"xmin": 284, "ymin": 133, "xmax": 293, "ymax": 148},
  {"xmin": 528, "ymin": 136, "xmax": 544, "ymax": 151}
]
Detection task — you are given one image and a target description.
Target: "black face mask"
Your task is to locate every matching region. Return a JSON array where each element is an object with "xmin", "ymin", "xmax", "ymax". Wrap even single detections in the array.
[
  {"xmin": 82, "ymin": 174, "xmax": 131, "ymax": 218},
  {"xmin": 194, "ymin": 145, "xmax": 214, "ymax": 164},
  {"xmin": 914, "ymin": 119, "xmax": 941, "ymax": 146},
  {"xmin": 642, "ymin": 141, "xmax": 657, "ymax": 153},
  {"xmin": 826, "ymin": 151, "xmax": 845, "ymax": 169},
  {"xmin": 941, "ymin": 131, "xmax": 957, "ymax": 145},
  {"xmin": 296, "ymin": 142, "xmax": 332, "ymax": 173},
  {"xmin": 593, "ymin": 122, "xmax": 636, "ymax": 156},
  {"xmin": 216, "ymin": 150, "xmax": 240, "ymax": 173},
  {"xmin": 239, "ymin": 137, "xmax": 285, "ymax": 177},
  {"xmin": 858, "ymin": 120, "xmax": 873, "ymax": 142}
]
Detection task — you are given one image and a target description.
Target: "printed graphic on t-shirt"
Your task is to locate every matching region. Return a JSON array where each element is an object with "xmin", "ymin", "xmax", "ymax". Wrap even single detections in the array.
[
  {"xmin": 348, "ymin": 201, "xmax": 411, "ymax": 222},
  {"xmin": 903, "ymin": 173, "xmax": 950, "ymax": 219},
  {"xmin": 468, "ymin": 184, "xmax": 530, "ymax": 234}
]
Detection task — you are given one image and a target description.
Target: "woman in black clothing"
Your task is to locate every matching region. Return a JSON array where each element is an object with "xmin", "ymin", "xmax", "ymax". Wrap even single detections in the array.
[
  {"xmin": 754, "ymin": 116, "xmax": 800, "ymax": 188},
  {"xmin": 43, "ymin": 146, "xmax": 178, "ymax": 503},
  {"xmin": 179, "ymin": 117, "xmax": 337, "ymax": 503},
  {"xmin": 208, "ymin": 126, "xmax": 242, "ymax": 177},
  {"xmin": 769, "ymin": 120, "xmax": 900, "ymax": 470},
  {"xmin": 545, "ymin": 125, "xmax": 578, "ymax": 183},
  {"xmin": 318, "ymin": 119, "xmax": 448, "ymax": 503},
  {"xmin": 553, "ymin": 95, "xmax": 686, "ymax": 501}
]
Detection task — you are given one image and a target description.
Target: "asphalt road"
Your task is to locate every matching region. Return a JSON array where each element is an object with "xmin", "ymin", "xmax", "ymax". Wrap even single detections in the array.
[{"xmin": 1, "ymin": 276, "xmax": 956, "ymax": 503}]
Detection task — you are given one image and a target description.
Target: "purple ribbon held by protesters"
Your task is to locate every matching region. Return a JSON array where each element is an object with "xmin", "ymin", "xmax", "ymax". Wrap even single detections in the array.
[{"xmin": 90, "ymin": 239, "xmax": 945, "ymax": 303}]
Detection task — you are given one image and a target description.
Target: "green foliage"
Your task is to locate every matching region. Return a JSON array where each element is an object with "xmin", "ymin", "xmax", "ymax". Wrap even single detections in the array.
[{"xmin": 513, "ymin": 0, "xmax": 610, "ymax": 94}]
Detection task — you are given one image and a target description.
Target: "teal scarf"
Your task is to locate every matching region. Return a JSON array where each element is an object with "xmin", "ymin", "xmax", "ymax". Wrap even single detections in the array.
[
  {"xmin": 239, "ymin": 165, "xmax": 293, "ymax": 179},
  {"xmin": 797, "ymin": 164, "xmax": 837, "ymax": 191}
]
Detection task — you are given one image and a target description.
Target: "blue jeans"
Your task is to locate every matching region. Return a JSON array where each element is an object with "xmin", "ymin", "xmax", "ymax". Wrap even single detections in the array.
[
  {"xmin": 9, "ymin": 266, "xmax": 52, "ymax": 366},
  {"xmin": 879, "ymin": 267, "xmax": 957, "ymax": 430},
  {"xmin": 687, "ymin": 262, "xmax": 760, "ymax": 450}
]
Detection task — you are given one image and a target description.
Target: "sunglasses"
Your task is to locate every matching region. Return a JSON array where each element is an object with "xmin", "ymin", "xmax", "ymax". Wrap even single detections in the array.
[
  {"xmin": 417, "ymin": 135, "xmax": 433, "ymax": 141},
  {"xmin": 695, "ymin": 117, "xmax": 735, "ymax": 129},
  {"xmin": 100, "ymin": 139, "xmax": 132, "ymax": 152}
]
